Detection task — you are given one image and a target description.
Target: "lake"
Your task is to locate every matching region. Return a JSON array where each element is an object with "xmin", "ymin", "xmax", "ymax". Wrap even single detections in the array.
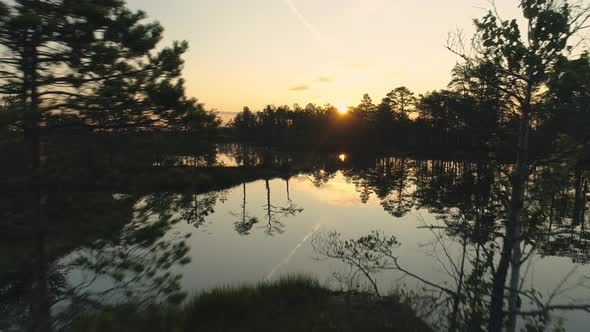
[{"xmin": 3, "ymin": 143, "xmax": 590, "ymax": 331}]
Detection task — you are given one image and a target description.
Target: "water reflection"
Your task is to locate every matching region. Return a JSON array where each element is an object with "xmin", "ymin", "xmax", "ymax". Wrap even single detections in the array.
[
  {"xmin": 232, "ymin": 183, "xmax": 259, "ymax": 236},
  {"xmin": 2, "ymin": 144, "xmax": 590, "ymax": 330},
  {"xmin": 0, "ymin": 191, "xmax": 192, "ymax": 331}
]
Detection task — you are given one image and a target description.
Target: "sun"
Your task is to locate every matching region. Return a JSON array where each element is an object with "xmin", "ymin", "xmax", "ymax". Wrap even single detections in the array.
[{"xmin": 337, "ymin": 104, "xmax": 348, "ymax": 115}]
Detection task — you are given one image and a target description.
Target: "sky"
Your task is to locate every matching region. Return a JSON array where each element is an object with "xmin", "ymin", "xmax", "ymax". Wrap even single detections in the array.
[{"xmin": 125, "ymin": 0, "xmax": 524, "ymax": 117}]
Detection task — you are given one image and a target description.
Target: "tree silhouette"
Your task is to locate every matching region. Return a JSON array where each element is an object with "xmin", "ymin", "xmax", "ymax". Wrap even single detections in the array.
[
  {"xmin": 355, "ymin": 93, "xmax": 377, "ymax": 125},
  {"xmin": 0, "ymin": 2, "xmax": 217, "ymax": 331},
  {"xmin": 261, "ymin": 179, "xmax": 303, "ymax": 235},
  {"xmin": 233, "ymin": 183, "xmax": 259, "ymax": 236},
  {"xmin": 448, "ymin": 2, "xmax": 590, "ymax": 330},
  {"xmin": 387, "ymin": 87, "xmax": 418, "ymax": 120}
]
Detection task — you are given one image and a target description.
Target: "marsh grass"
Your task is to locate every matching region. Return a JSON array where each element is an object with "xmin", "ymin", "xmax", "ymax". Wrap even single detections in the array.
[{"xmin": 69, "ymin": 274, "xmax": 431, "ymax": 332}]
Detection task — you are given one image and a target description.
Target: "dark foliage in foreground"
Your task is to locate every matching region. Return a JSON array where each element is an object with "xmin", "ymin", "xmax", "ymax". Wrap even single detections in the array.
[{"xmin": 68, "ymin": 274, "xmax": 432, "ymax": 332}]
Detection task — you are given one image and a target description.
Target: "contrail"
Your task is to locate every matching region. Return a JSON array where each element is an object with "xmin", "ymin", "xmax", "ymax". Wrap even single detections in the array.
[
  {"xmin": 284, "ymin": 0, "xmax": 321, "ymax": 42},
  {"xmin": 266, "ymin": 223, "xmax": 322, "ymax": 280}
]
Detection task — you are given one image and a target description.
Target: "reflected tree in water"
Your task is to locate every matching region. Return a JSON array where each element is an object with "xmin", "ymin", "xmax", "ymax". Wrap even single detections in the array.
[
  {"xmin": 0, "ymin": 191, "xmax": 193, "ymax": 331},
  {"xmin": 313, "ymin": 154, "xmax": 590, "ymax": 331},
  {"xmin": 306, "ymin": 168, "xmax": 337, "ymax": 188},
  {"xmin": 347, "ymin": 167, "xmax": 373, "ymax": 204},
  {"xmin": 261, "ymin": 179, "xmax": 304, "ymax": 235},
  {"xmin": 232, "ymin": 183, "xmax": 259, "ymax": 236},
  {"xmin": 379, "ymin": 158, "xmax": 414, "ymax": 218},
  {"xmin": 175, "ymin": 191, "xmax": 227, "ymax": 228}
]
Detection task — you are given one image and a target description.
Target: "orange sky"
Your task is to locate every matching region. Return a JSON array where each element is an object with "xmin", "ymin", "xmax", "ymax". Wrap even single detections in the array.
[{"xmin": 126, "ymin": 0, "xmax": 524, "ymax": 115}]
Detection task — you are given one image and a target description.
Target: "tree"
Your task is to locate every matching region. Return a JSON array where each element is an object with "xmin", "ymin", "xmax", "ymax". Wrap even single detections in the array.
[
  {"xmin": 543, "ymin": 52, "xmax": 590, "ymax": 145},
  {"xmin": 386, "ymin": 86, "xmax": 418, "ymax": 120},
  {"xmin": 418, "ymin": 90, "xmax": 467, "ymax": 131},
  {"xmin": 374, "ymin": 97, "xmax": 395, "ymax": 140},
  {"xmin": 0, "ymin": 1, "xmax": 216, "ymax": 331},
  {"xmin": 449, "ymin": 61, "xmax": 510, "ymax": 136},
  {"xmin": 449, "ymin": 1, "xmax": 590, "ymax": 331},
  {"xmin": 355, "ymin": 93, "xmax": 377, "ymax": 123},
  {"xmin": 417, "ymin": 90, "xmax": 477, "ymax": 147},
  {"xmin": 231, "ymin": 106, "xmax": 258, "ymax": 137},
  {"xmin": 0, "ymin": 0, "xmax": 217, "ymax": 133}
]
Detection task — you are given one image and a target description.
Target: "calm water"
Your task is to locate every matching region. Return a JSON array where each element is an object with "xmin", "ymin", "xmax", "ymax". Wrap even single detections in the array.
[
  {"xmin": 3, "ymin": 144, "xmax": 590, "ymax": 331},
  {"xmin": 171, "ymin": 171, "xmax": 590, "ymax": 331}
]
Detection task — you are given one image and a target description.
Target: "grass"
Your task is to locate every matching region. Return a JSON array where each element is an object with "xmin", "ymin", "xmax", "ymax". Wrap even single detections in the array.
[{"xmin": 68, "ymin": 274, "xmax": 432, "ymax": 332}]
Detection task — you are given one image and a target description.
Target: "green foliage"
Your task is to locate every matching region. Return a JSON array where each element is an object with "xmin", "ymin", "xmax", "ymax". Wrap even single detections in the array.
[
  {"xmin": 68, "ymin": 274, "xmax": 432, "ymax": 332},
  {"xmin": 469, "ymin": 0, "xmax": 576, "ymax": 105},
  {"xmin": 473, "ymin": 0, "xmax": 570, "ymax": 86},
  {"xmin": 184, "ymin": 274, "xmax": 326, "ymax": 322},
  {"xmin": 0, "ymin": 0, "xmax": 219, "ymax": 132}
]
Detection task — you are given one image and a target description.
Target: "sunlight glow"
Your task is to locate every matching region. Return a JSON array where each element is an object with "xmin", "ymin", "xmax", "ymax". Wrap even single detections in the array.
[{"xmin": 337, "ymin": 104, "xmax": 348, "ymax": 115}]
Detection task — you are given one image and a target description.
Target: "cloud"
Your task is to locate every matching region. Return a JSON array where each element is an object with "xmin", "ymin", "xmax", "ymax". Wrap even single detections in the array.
[
  {"xmin": 314, "ymin": 76, "xmax": 334, "ymax": 83},
  {"xmin": 342, "ymin": 63, "xmax": 369, "ymax": 70},
  {"xmin": 284, "ymin": 0, "xmax": 321, "ymax": 41},
  {"xmin": 290, "ymin": 84, "xmax": 310, "ymax": 91},
  {"xmin": 290, "ymin": 75, "xmax": 335, "ymax": 93}
]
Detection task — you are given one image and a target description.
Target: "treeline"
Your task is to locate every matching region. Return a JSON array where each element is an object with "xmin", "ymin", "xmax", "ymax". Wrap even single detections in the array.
[{"xmin": 228, "ymin": 54, "xmax": 590, "ymax": 157}]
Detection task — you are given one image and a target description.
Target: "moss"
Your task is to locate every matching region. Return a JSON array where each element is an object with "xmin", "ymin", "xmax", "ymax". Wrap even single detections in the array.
[{"xmin": 69, "ymin": 274, "xmax": 432, "ymax": 332}]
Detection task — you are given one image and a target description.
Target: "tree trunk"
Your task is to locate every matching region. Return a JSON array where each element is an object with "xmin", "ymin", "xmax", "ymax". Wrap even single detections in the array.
[
  {"xmin": 286, "ymin": 179, "xmax": 291, "ymax": 204},
  {"xmin": 242, "ymin": 183, "xmax": 246, "ymax": 224},
  {"xmin": 30, "ymin": 128, "xmax": 51, "ymax": 332},
  {"xmin": 450, "ymin": 222, "xmax": 469, "ymax": 332},
  {"xmin": 489, "ymin": 101, "xmax": 531, "ymax": 332},
  {"xmin": 24, "ymin": 10, "xmax": 51, "ymax": 329},
  {"xmin": 574, "ymin": 167, "xmax": 585, "ymax": 226},
  {"xmin": 266, "ymin": 179, "xmax": 272, "ymax": 226},
  {"xmin": 583, "ymin": 181, "xmax": 588, "ymax": 229}
]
